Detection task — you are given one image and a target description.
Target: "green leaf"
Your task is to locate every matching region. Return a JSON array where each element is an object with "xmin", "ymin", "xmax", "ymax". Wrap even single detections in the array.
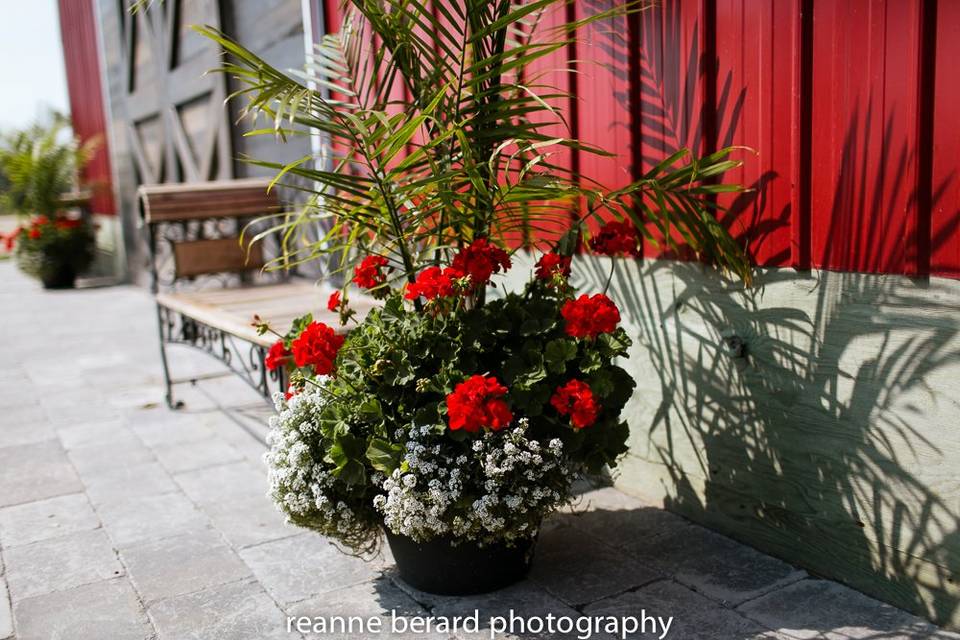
[
  {"xmin": 326, "ymin": 433, "xmax": 367, "ymax": 485},
  {"xmin": 545, "ymin": 338, "xmax": 578, "ymax": 373},
  {"xmin": 366, "ymin": 438, "xmax": 404, "ymax": 474},
  {"xmin": 359, "ymin": 398, "xmax": 383, "ymax": 419},
  {"xmin": 579, "ymin": 349, "xmax": 603, "ymax": 374}
]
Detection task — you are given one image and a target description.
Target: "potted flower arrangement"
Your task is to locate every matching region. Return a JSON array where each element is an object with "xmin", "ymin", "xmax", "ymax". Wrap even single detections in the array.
[
  {"xmin": 0, "ymin": 115, "xmax": 97, "ymax": 289},
  {"xmin": 6, "ymin": 214, "xmax": 96, "ymax": 289},
  {"xmin": 199, "ymin": 0, "xmax": 750, "ymax": 594}
]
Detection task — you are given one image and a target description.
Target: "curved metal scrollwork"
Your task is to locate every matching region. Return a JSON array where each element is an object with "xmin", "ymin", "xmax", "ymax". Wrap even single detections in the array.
[{"xmin": 158, "ymin": 306, "xmax": 288, "ymax": 402}]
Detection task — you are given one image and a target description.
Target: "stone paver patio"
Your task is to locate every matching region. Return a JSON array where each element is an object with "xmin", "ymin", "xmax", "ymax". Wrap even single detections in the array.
[{"xmin": 0, "ymin": 261, "xmax": 957, "ymax": 640}]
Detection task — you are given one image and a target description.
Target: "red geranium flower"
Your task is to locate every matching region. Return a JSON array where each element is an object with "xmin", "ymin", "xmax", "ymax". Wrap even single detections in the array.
[
  {"xmin": 28, "ymin": 228, "xmax": 41, "ymax": 240},
  {"xmin": 404, "ymin": 266, "xmax": 462, "ymax": 301},
  {"xmin": 353, "ymin": 255, "xmax": 389, "ymax": 289},
  {"xmin": 3, "ymin": 227, "xmax": 21, "ymax": 250},
  {"xmin": 264, "ymin": 339, "xmax": 290, "ymax": 372},
  {"xmin": 451, "ymin": 238, "xmax": 511, "ymax": 288},
  {"xmin": 550, "ymin": 379, "xmax": 600, "ymax": 428},
  {"xmin": 327, "ymin": 291, "xmax": 342, "ymax": 312},
  {"xmin": 535, "ymin": 252, "xmax": 572, "ymax": 280},
  {"xmin": 589, "ymin": 221, "xmax": 640, "ymax": 257},
  {"xmin": 290, "ymin": 321, "xmax": 345, "ymax": 375},
  {"xmin": 561, "ymin": 293, "xmax": 621, "ymax": 338},
  {"xmin": 446, "ymin": 374, "xmax": 513, "ymax": 432}
]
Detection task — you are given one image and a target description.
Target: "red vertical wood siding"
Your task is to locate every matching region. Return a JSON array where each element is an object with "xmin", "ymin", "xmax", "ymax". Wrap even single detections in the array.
[
  {"xmin": 57, "ymin": 0, "xmax": 115, "ymax": 215},
  {"xmin": 931, "ymin": 0, "xmax": 960, "ymax": 277},
  {"xmin": 315, "ymin": 0, "xmax": 960, "ymax": 279}
]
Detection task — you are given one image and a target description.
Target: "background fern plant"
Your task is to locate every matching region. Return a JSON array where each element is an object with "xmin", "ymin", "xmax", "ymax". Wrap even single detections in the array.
[
  {"xmin": 0, "ymin": 114, "xmax": 95, "ymax": 218},
  {"xmin": 197, "ymin": 0, "xmax": 752, "ymax": 290}
]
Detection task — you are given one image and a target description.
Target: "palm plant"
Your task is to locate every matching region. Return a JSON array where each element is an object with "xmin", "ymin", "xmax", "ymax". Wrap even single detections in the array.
[
  {"xmin": 0, "ymin": 114, "xmax": 95, "ymax": 218},
  {"xmin": 196, "ymin": 0, "xmax": 752, "ymax": 291}
]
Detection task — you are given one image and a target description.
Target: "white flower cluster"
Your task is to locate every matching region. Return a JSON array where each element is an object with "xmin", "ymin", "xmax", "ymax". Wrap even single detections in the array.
[
  {"xmin": 376, "ymin": 418, "xmax": 575, "ymax": 545},
  {"xmin": 264, "ymin": 381, "xmax": 358, "ymax": 535}
]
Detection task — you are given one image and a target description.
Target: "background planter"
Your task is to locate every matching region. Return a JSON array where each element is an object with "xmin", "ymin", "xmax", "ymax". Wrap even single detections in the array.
[
  {"xmin": 385, "ymin": 529, "xmax": 537, "ymax": 595},
  {"xmin": 39, "ymin": 263, "xmax": 76, "ymax": 289}
]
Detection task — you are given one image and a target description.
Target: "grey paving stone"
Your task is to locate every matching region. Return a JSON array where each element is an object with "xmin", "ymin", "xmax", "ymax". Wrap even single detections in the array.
[
  {"xmin": 287, "ymin": 577, "xmax": 438, "ymax": 640},
  {"xmin": 240, "ymin": 533, "xmax": 381, "ymax": 605},
  {"xmin": 0, "ymin": 492, "xmax": 100, "ymax": 547},
  {"xmin": 175, "ymin": 460, "xmax": 269, "ymax": 506},
  {"xmin": 528, "ymin": 522, "xmax": 662, "ymax": 607},
  {"xmin": 40, "ymin": 387, "xmax": 121, "ymax": 426},
  {"xmin": 0, "ymin": 440, "xmax": 83, "ymax": 508},
  {"xmin": 556, "ymin": 487, "xmax": 693, "ymax": 550},
  {"xmin": 66, "ymin": 435, "xmax": 157, "ymax": 477},
  {"xmin": 121, "ymin": 529, "xmax": 252, "ymax": 603},
  {"xmin": 82, "ymin": 460, "xmax": 179, "ymax": 506},
  {"xmin": 417, "ymin": 578, "xmax": 602, "ymax": 640},
  {"xmin": 57, "ymin": 418, "xmax": 135, "ymax": 450},
  {"xmin": 13, "ymin": 578, "xmax": 151, "ymax": 640},
  {"xmin": 0, "ymin": 419, "xmax": 57, "ymax": 448},
  {"xmin": 738, "ymin": 579, "xmax": 960, "ymax": 639},
  {"xmin": 584, "ymin": 579, "xmax": 784, "ymax": 640},
  {"xmin": 152, "ymin": 436, "xmax": 244, "ymax": 474},
  {"xmin": 201, "ymin": 495, "xmax": 296, "ymax": 549},
  {"xmin": 96, "ymin": 492, "xmax": 211, "ymax": 547},
  {"xmin": 625, "ymin": 523, "xmax": 806, "ymax": 606},
  {"xmin": 128, "ymin": 410, "xmax": 228, "ymax": 447},
  {"xmin": 0, "ymin": 576, "xmax": 12, "ymax": 640},
  {"xmin": 148, "ymin": 579, "xmax": 292, "ymax": 640},
  {"xmin": 4, "ymin": 528, "xmax": 124, "ymax": 601}
]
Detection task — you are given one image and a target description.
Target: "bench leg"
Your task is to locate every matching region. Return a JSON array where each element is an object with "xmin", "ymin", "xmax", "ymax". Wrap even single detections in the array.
[{"xmin": 155, "ymin": 305, "xmax": 184, "ymax": 410}]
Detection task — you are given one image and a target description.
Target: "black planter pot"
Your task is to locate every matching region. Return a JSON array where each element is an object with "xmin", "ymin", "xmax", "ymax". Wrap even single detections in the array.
[
  {"xmin": 385, "ymin": 529, "xmax": 537, "ymax": 595},
  {"xmin": 40, "ymin": 264, "xmax": 77, "ymax": 290}
]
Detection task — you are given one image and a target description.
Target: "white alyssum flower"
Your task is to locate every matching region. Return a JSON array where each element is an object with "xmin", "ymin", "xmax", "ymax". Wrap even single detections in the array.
[
  {"xmin": 376, "ymin": 421, "xmax": 576, "ymax": 545},
  {"xmin": 263, "ymin": 379, "xmax": 359, "ymax": 531}
]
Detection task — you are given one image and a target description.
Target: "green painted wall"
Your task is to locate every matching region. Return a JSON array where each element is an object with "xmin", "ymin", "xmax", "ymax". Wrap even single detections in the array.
[{"xmin": 509, "ymin": 253, "xmax": 960, "ymax": 629}]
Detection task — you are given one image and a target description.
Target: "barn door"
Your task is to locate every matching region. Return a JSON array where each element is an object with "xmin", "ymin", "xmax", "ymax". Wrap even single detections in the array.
[{"xmin": 118, "ymin": 0, "xmax": 231, "ymax": 185}]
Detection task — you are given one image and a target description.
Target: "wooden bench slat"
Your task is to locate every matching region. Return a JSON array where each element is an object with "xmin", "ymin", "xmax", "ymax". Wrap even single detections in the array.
[
  {"xmin": 156, "ymin": 282, "xmax": 375, "ymax": 349},
  {"xmin": 173, "ymin": 237, "xmax": 265, "ymax": 278}
]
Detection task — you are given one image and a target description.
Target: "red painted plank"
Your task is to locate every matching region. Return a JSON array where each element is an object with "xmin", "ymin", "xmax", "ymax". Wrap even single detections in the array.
[
  {"xmin": 713, "ymin": 0, "xmax": 799, "ymax": 267},
  {"xmin": 634, "ymin": 0, "xmax": 711, "ymax": 259},
  {"xmin": 809, "ymin": 0, "xmax": 923, "ymax": 275},
  {"xmin": 57, "ymin": 0, "xmax": 115, "ymax": 215},
  {"xmin": 514, "ymin": 2, "xmax": 577, "ymax": 249},
  {"xmin": 573, "ymin": 2, "xmax": 634, "ymax": 229},
  {"xmin": 931, "ymin": 1, "xmax": 960, "ymax": 277}
]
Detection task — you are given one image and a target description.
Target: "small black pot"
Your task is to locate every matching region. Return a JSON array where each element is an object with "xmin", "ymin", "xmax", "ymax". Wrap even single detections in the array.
[
  {"xmin": 40, "ymin": 264, "xmax": 77, "ymax": 289},
  {"xmin": 385, "ymin": 529, "xmax": 537, "ymax": 595}
]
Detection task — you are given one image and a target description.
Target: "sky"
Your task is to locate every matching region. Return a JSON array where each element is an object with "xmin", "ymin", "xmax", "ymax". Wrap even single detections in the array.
[{"xmin": 0, "ymin": 1, "xmax": 69, "ymax": 131}]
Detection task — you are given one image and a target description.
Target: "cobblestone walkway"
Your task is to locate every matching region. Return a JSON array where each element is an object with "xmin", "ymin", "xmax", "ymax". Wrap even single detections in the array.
[{"xmin": 0, "ymin": 262, "xmax": 956, "ymax": 640}]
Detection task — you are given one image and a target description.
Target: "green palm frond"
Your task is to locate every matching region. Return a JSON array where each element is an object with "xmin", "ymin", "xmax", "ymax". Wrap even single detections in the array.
[{"xmin": 196, "ymin": 0, "xmax": 753, "ymax": 287}]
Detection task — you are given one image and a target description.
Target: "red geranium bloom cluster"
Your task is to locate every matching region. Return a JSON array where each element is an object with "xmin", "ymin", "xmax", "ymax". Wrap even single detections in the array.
[
  {"xmin": 446, "ymin": 374, "xmax": 513, "ymax": 432},
  {"xmin": 535, "ymin": 252, "xmax": 572, "ymax": 281},
  {"xmin": 550, "ymin": 379, "xmax": 600, "ymax": 428},
  {"xmin": 353, "ymin": 255, "xmax": 389, "ymax": 289},
  {"xmin": 327, "ymin": 291, "xmax": 342, "ymax": 312},
  {"xmin": 561, "ymin": 293, "xmax": 621, "ymax": 338},
  {"xmin": 450, "ymin": 238, "xmax": 511, "ymax": 288},
  {"xmin": 589, "ymin": 221, "xmax": 640, "ymax": 256},
  {"xmin": 265, "ymin": 339, "xmax": 290, "ymax": 371},
  {"xmin": 404, "ymin": 266, "xmax": 461, "ymax": 301},
  {"xmin": 2, "ymin": 227, "xmax": 21, "ymax": 250},
  {"xmin": 291, "ymin": 321, "xmax": 345, "ymax": 375}
]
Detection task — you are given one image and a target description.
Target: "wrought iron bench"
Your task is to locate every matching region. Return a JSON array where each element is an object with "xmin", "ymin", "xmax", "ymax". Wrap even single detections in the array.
[{"xmin": 139, "ymin": 178, "xmax": 367, "ymax": 408}]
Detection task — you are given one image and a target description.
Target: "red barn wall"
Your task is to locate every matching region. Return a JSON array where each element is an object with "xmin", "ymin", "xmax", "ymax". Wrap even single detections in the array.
[
  {"xmin": 318, "ymin": 0, "xmax": 960, "ymax": 279},
  {"xmin": 57, "ymin": 0, "xmax": 115, "ymax": 216}
]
